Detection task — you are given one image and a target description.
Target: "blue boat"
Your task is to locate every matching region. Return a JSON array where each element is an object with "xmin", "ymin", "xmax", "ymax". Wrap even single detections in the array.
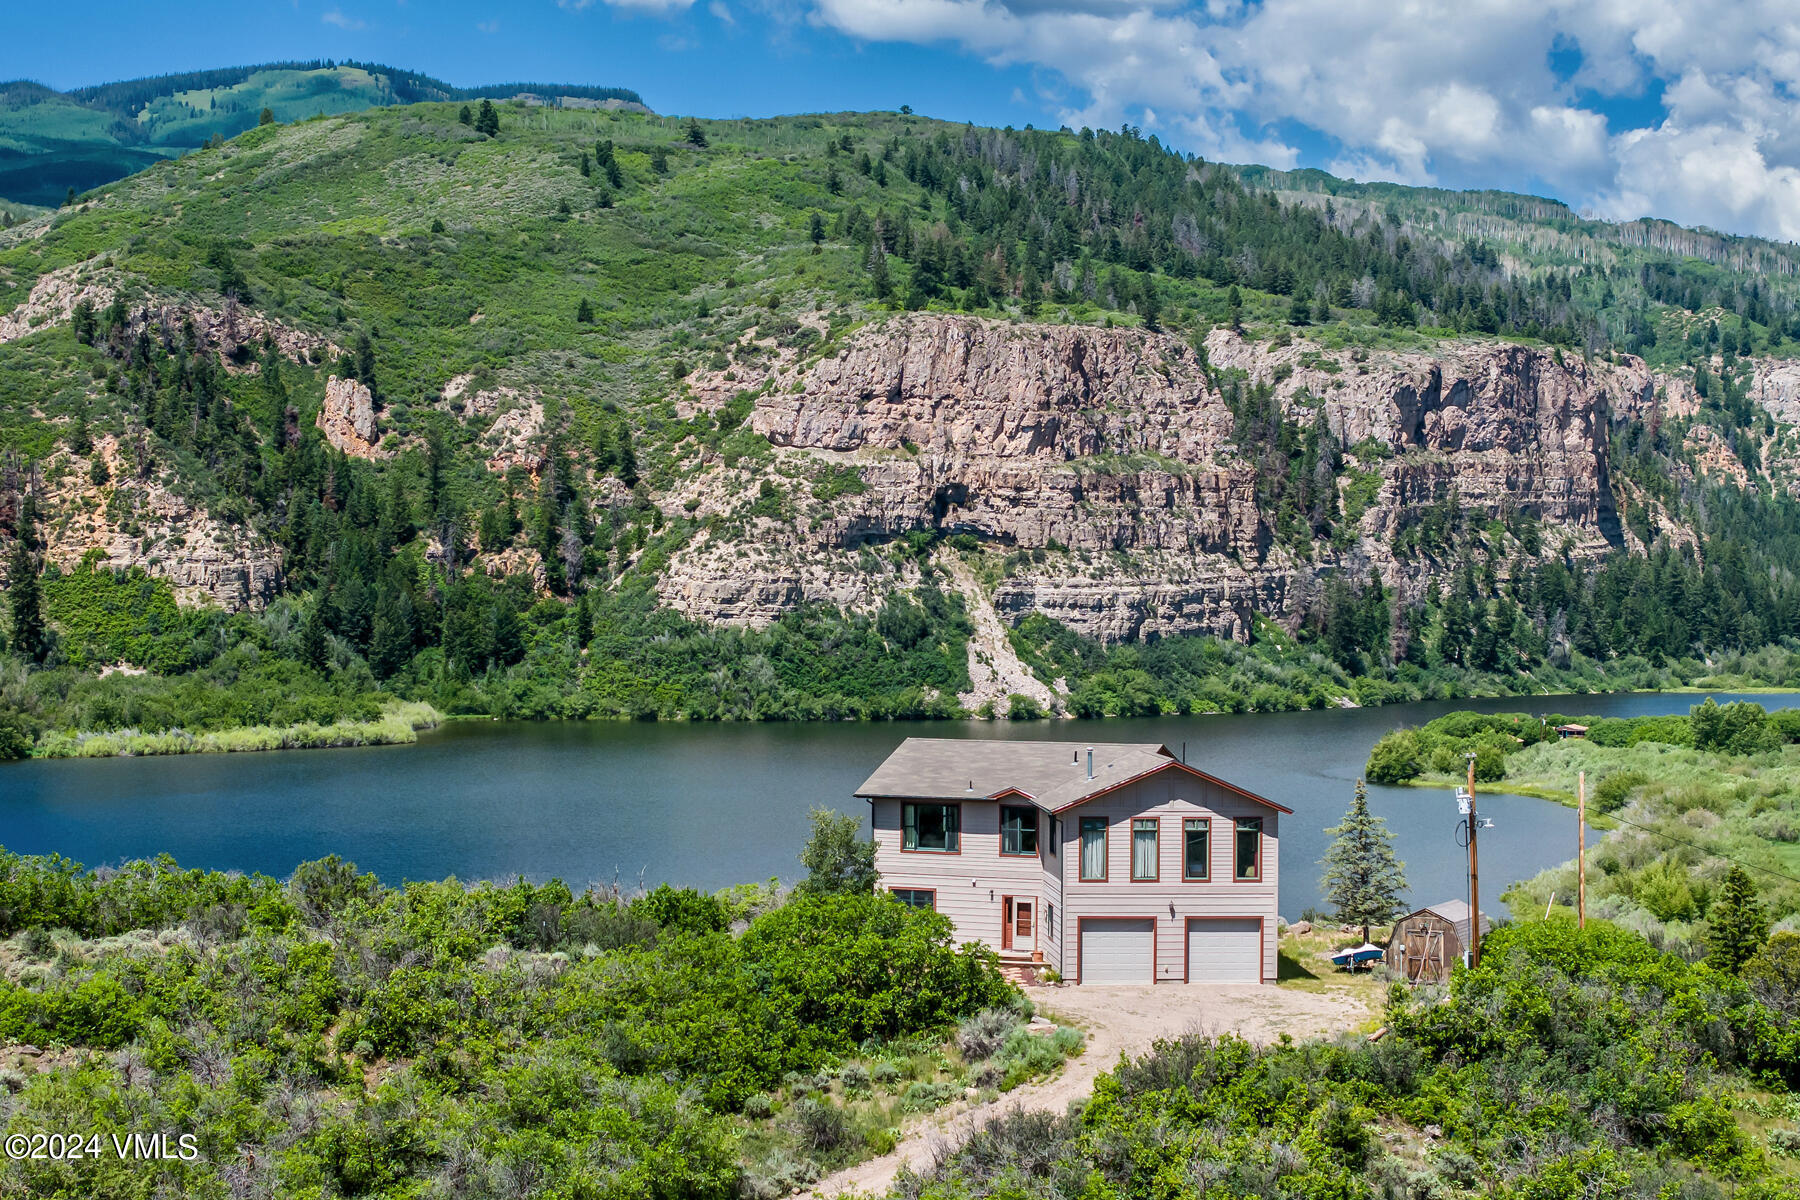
[{"xmin": 1329, "ymin": 943, "xmax": 1385, "ymax": 970}]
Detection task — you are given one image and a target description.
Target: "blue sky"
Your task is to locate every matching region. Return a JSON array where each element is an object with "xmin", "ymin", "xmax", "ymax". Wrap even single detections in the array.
[{"xmin": 7, "ymin": 0, "xmax": 1800, "ymax": 242}]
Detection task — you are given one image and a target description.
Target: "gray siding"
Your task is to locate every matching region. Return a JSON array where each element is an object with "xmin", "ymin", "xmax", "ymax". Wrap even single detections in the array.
[
  {"xmin": 869, "ymin": 766, "xmax": 1280, "ymax": 984},
  {"xmin": 869, "ymin": 797, "xmax": 1057, "ymax": 961},
  {"xmin": 1055, "ymin": 774, "xmax": 1280, "ymax": 983}
]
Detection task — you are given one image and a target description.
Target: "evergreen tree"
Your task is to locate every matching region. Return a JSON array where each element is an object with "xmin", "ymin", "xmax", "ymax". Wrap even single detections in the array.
[
  {"xmin": 604, "ymin": 160, "xmax": 623, "ymax": 189},
  {"xmin": 683, "ymin": 118, "xmax": 708, "ymax": 148},
  {"xmin": 573, "ymin": 592, "xmax": 593, "ymax": 648},
  {"xmin": 258, "ymin": 107, "xmax": 275, "ymax": 126},
  {"xmin": 808, "ymin": 211, "xmax": 825, "ymax": 248},
  {"xmin": 580, "ymin": 152, "xmax": 591, "ymax": 177},
  {"xmin": 458, "ymin": 104, "xmax": 473, "ymax": 126},
  {"xmin": 6, "ymin": 540, "xmax": 46, "ymax": 664},
  {"xmin": 1320, "ymin": 780, "xmax": 1408, "ymax": 943},
  {"xmin": 1706, "ymin": 866, "xmax": 1768, "ymax": 973},
  {"xmin": 474, "ymin": 99, "xmax": 500, "ymax": 138},
  {"xmin": 576, "ymin": 297, "xmax": 595, "ymax": 324},
  {"xmin": 867, "ymin": 243, "xmax": 893, "ymax": 303},
  {"xmin": 650, "ymin": 146, "xmax": 669, "ymax": 175}
]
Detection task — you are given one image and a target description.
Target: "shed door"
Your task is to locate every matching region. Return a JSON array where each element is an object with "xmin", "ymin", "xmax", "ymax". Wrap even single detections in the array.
[
  {"xmin": 1186, "ymin": 918, "xmax": 1262, "ymax": 983},
  {"xmin": 1079, "ymin": 918, "xmax": 1154, "ymax": 984}
]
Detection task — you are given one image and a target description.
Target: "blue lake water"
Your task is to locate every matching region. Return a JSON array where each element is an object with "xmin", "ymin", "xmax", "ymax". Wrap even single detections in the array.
[{"xmin": 2, "ymin": 691, "xmax": 1791, "ymax": 918}]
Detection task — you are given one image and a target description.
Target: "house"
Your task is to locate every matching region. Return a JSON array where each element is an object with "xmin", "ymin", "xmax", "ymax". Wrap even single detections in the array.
[
  {"xmin": 856, "ymin": 739, "xmax": 1290, "ymax": 985},
  {"xmin": 1556, "ymin": 724, "xmax": 1589, "ymax": 739},
  {"xmin": 1385, "ymin": 899, "xmax": 1491, "ymax": 983}
]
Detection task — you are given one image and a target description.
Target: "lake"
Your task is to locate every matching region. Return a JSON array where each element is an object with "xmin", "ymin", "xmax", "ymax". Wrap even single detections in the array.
[{"xmin": 3, "ymin": 691, "xmax": 1792, "ymax": 918}]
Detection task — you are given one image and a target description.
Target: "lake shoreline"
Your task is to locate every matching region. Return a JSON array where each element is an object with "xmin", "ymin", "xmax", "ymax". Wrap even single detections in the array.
[{"xmin": 19, "ymin": 681, "xmax": 1800, "ymax": 762}]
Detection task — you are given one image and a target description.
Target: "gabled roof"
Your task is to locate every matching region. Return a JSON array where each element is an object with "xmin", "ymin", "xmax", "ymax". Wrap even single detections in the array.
[{"xmin": 854, "ymin": 737, "xmax": 1292, "ymax": 814}]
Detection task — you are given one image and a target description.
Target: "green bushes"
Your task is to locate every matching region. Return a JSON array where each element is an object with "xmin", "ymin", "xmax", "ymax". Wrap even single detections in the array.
[
  {"xmin": 1593, "ymin": 767, "xmax": 1650, "ymax": 812},
  {"xmin": 909, "ymin": 920, "xmax": 1797, "ymax": 1199}
]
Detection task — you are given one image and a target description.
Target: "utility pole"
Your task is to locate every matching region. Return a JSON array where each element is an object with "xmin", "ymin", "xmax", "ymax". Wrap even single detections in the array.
[
  {"xmin": 1577, "ymin": 770, "xmax": 1586, "ymax": 930},
  {"xmin": 1465, "ymin": 751, "xmax": 1481, "ymax": 968}
]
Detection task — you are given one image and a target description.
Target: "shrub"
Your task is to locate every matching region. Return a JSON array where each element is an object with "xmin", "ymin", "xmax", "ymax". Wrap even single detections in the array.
[
  {"xmin": 632, "ymin": 884, "xmax": 729, "ymax": 935},
  {"xmin": 1593, "ymin": 769, "xmax": 1648, "ymax": 814},
  {"xmin": 956, "ymin": 1007, "xmax": 1018, "ymax": 1060},
  {"xmin": 1366, "ymin": 729, "xmax": 1422, "ymax": 783},
  {"xmin": 792, "ymin": 1097, "xmax": 850, "ymax": 1153}
]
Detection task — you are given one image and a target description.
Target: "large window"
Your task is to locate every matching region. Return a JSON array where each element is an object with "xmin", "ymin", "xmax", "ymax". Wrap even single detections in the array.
[
  {"xmin": 1235, "ymin": 817, "xmax": 1263, "ymax": 881},
  {"xmin": 902, "ymin": 802, "xmax": 961, "ymax": 853},
  {"xmin": 1079, "ymin": 817, "xmax": 1108, "ymax": 881},
  {"xmin": 1049, "ymin": 816, "xmax": 1060, "ymax": 858},
  {"xmin": 1131, "ymin": 818, "xmax": 1160, "ymax": 881},
  {"xmin": 890, "ymin": 888, "xmax": 935, "ymax": 910},
  {"xmin": 1183, "ymin": 818, "xmax": 1211, "ymax": 881},
  {"xmin": 1000, "ymin": 805, "xmax": 1040, "ymax": 856}
]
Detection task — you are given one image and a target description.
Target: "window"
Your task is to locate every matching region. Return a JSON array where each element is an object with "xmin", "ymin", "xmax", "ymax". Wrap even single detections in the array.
[
  {"xmin": 1131, "ymin": 818, "xmax": 1159, "ymax": 881},
  {"xmin": 890, "ymin": 888, "xmax": 935, "ymax": 910},
  {"xmin": 1049, "ymin": 816, "xmax": 1060, "ymax": 858},
  {"xmin": 1079, "ymin": 817, "xmax": 1108, "ymax": 880},
  {"xmin": 1046, "ymin": 903, "xmax": 1055, "ymax": 940},
  {"xmin": 1235, "ymin": 817, "xmax": 1263, "ymax": 881},
  {"xmin": 1000, "ymin": 805, "xmax": 1040, "ymax": 855},
  {"xmin": 902, "ymin": 802, "xmax": 961, "ymax": 853},
  {"xmin": 1183, "ymin": 818, "xmax": 1211, "ymax": 881}
]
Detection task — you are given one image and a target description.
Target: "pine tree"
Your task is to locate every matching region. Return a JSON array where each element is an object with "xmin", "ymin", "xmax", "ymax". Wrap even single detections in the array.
[
  {"xmin": 683, "ymin": 118, "xmax": 708, "ymax": 148},
  {"xmin": 605, "ymin": 160, "xmax": 623, "ymax": 189},
  {"xmin": 6, "ymin": 540, "xmax": 46, "ymax": 664},
  {"xmin": 809, "ymin": 211, "xmax": 825, "ymax": 248},
  {"xmin": 258, "ymin": 107, "xmax": 275, "ymax": 126},
  {"xmin": 650, "ymin": 146, "xmax": 669, "ymax": 175},
  {"xmin": 1320, "ymin": 780, "xmax": 1408, "ymax": 943},
  {"xmin": 867, "ymin": 243, "xmax": 892, "ymax": 303},
  {"xmin": 573, "ymin": 592, "xmax": 593, "ymax": 648},
  {"xmin": 458, "ymin": 104, "xmax": 473, "ymax": 126},
  {"xmin": 576, "ymin": 297, "xmax": 595, "ymax": 324},
  {"xmin": 1706, "ymin": 866, "xmax": 1769, "ymax": 973},
  {"xmin": 474, "ymin": 99, "xmax": 500, "ymax": 138}
]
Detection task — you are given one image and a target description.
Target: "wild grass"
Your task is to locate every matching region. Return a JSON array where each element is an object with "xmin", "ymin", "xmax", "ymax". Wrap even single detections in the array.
[{"xmin": 32, "ymin": 699, "xmax": 440, "ymax": 757}]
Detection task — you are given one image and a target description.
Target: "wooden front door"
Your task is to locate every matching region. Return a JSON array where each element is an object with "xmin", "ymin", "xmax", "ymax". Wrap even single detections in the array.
[{"xmin": 1002, "ymin": 897, "xmax": 1034, "ymax": 952}]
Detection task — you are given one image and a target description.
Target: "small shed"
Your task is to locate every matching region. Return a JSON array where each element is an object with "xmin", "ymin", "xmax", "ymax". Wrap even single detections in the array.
[
  {"xmin": 1387, "ymin": 900, "xmax": 1492, "ymax": 983},
  {"xmin": 1556, "ymin": 724, "xmax": 1589, "ymax": 739}
]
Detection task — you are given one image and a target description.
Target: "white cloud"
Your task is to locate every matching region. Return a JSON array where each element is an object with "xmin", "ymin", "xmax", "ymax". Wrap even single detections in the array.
[
  {"xmin": 798, "ymin": 0, "xmax": 1800, "ymax": 241},
  {"xmin": 321, "ymin": 7, "xmax": 365, "ymax": 28},
  {"xmin": 710, "ymin": 0, "xmax": 736, "ymax": 21},
  {"xmin": 562, "ymin": 0, "xmax": 700, "ymax": 12},
  {"xmin": 477, "ymin": 19, "xmax": 500, "ymax": 33}
]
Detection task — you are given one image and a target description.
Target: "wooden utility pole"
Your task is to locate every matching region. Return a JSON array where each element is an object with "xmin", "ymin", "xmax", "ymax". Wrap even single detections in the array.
[
  {"xmin": 1466, "ymin": 753, "xmax": 1481, "ymax": 968},
  {"xmin": 1577, "ymin": 770, "xmax": 1587, "ymax": 929}
]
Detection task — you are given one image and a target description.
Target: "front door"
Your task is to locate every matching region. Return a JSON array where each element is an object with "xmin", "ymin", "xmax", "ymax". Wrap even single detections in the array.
[{"xmin": 1001, "ymin": 897, "xmax": 1034, "ymax": 952}]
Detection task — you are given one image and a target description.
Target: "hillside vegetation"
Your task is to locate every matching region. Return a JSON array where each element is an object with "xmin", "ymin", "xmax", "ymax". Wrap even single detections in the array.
[{"xmin": 6, "ymin": 100, "xmax": 1800, "ymax": 748}]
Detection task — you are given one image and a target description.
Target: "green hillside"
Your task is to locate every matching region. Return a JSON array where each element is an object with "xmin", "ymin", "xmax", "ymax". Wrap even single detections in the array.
[
  {"xmin": 0, "ymin": 63, "xmax": 644, "ymax": 208},
  {"xmin": 5, "ymin": 99, "xmax": 1800, "ymax": 748}
]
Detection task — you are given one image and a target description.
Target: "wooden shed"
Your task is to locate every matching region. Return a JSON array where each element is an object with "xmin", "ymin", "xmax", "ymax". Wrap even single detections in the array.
[{"xmin": 1387, "ymin": 900, "xmax": 1491, "ymax": 983}]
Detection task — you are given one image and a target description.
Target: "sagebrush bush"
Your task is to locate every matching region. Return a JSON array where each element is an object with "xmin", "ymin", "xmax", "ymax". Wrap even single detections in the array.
[{"xmin": 955, "ymin": 1007, "xmax": 1018, "ymax": 1060}]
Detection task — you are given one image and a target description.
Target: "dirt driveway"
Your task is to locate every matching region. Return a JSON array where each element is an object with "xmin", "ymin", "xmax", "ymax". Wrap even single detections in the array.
[{"xmin": 798, "ymin": 981, "xmax": 1372, "ymax": 1199}]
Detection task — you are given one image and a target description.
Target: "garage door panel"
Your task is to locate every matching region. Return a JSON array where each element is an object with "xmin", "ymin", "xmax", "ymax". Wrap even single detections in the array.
[
  {"xmin": 1080, "ymin": 918, "xmax": 1154, "ymax": 984},
  {"xmin": 1186, "ymin": 917, "xmax": 1261, "ymax": 983}
]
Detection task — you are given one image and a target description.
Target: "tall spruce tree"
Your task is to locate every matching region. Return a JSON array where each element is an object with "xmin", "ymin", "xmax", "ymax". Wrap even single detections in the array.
[
  {"xmin": 1321, "ymin": 780, "xmax": 1408, "ymax": 943},
  {"xmin": 1706, "ymin": 866, "xmax": 1769, "ymax": 973},
  {"xmin": 6, "ymin": 539, "xmax": 45, "ymax": 664}
]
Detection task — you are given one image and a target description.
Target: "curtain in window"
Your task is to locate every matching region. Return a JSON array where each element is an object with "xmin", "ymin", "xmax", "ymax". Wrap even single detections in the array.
[
  {"xmin": 1132, "ymin": 819, "xmax": 1158, "ymax": 880},
  {"xmin": 1080, "ymin": 819, "xmax": 1107, "ymax": 879}
]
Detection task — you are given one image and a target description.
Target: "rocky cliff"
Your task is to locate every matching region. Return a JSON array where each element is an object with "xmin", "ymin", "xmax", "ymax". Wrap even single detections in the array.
[{"xmin": 661, "ymin": 315, "xmax": 1668, "ymax": 641}]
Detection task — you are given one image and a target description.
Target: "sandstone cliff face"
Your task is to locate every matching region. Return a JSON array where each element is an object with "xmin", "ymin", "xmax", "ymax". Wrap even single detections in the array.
[
  {"xmin": 316, "ymin": 376, "xmax": 390, "ymax": 459},
  {"xmin": 661, "ymin": 315, "xmax": 1662, "ymax": 641}
]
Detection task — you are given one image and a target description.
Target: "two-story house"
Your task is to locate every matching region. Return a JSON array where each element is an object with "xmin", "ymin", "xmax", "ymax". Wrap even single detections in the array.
[{"xmin": 857, "ymin": 738, "xmax": 1288, "ymax": 984}]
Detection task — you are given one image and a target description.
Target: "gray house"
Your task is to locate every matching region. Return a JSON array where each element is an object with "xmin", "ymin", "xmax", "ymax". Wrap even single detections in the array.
[{"xmin": 856, "ymin": 739, "xmax": 1290, "ymax": 984}]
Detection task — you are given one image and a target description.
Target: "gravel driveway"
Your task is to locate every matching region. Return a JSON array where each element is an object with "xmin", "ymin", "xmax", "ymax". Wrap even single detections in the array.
[{"xmin": 799, "ymin": 982, "xmax": 1372, "ymax": 1198}]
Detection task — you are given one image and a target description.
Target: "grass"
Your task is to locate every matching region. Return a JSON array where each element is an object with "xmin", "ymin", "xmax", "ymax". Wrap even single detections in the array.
[
  {"xmin": 30, "ymin": 700, "xmax": 441, "ymax": 758},
  {"xmin": 1276, "ymin": 925, "xmax": 1391, "ymax": 1015}
]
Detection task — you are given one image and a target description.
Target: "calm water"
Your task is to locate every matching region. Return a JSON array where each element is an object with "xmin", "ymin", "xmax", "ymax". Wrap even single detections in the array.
[{"xmin": 2, "ymin": 692, "xmax": 1793, "ymax": 918}]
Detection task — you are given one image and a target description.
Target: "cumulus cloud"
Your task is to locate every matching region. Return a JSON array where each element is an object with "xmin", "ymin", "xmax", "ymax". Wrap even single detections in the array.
[
  {"xmin": 321, "ymin": 8, "xmax": 366, "ymax": 29},
  {"xmin": 798, "ymin": 0, "xmax": 1800, "ymax": 240}
]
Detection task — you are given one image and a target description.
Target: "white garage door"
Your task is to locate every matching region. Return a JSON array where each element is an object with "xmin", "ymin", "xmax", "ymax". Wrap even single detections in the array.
[
  {"xmin": 1186, "ymin": 918, "xmax": 1262, "ymax": 983},
  {"xmin": 1080, "ymin": 918, "xmax": 1154, "ymax": 984}
]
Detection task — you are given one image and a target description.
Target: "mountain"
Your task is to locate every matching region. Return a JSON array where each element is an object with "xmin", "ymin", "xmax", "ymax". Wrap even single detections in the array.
[
  {"xmin": 3, "ymin": 97, "xmax": 1800, "ymax": 740},
  {"xmin": 0, "ymin": 62, "xmax": 645, "ymax": 208}
]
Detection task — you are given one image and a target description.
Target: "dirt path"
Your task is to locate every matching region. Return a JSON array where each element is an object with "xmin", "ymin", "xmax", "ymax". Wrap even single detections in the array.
[
  {"xmin": 936, "ymin": 551, "xmax": 1061, "ymax": 715},
  {"xmin": 797, "ymin": 982, "xmax": 1371, "ymax": 1198}
]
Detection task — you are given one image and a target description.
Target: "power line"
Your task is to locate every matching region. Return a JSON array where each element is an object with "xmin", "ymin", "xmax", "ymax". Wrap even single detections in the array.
[{"xmin": 1603, "ymin": 811, "xmax": 1800, "ymax": 887}]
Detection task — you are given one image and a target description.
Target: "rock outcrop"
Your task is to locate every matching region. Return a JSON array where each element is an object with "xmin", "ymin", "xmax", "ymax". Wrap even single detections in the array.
[
  {"xmin": 316, "ymin": 376, "xmax": 389, "ymax": 459},
  {"xmin": 661, "ymin": 315, "xmax": 1662, "ymax": 640}
]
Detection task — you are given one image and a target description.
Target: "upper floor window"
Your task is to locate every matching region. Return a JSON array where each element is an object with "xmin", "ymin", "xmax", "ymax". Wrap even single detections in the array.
[
  {"xmin": 1235, "ymin": 817, "xmax": 1263, "ymax": 881},
  {"xmin": 1000, "ymin": 805, "xmax": 1040, "ymax": 855},
  {"xmin": 1131, "ymin": 818, "xmax": 1159, "ymax": 881},
  {"xmin": 1048, "ymin": 815, "xmax": 1060, "ymax": 858},
  {"xmin": 1183, "ymin": 818, "xmax": 1211, "ymax": 881},
  {"xmin": 1079, "ymin": 817, "xmax": 1108, "ymax": 881},
  {"xmin": 902, "ymin": 802, "xmax": 961, "ymax": 853}
]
